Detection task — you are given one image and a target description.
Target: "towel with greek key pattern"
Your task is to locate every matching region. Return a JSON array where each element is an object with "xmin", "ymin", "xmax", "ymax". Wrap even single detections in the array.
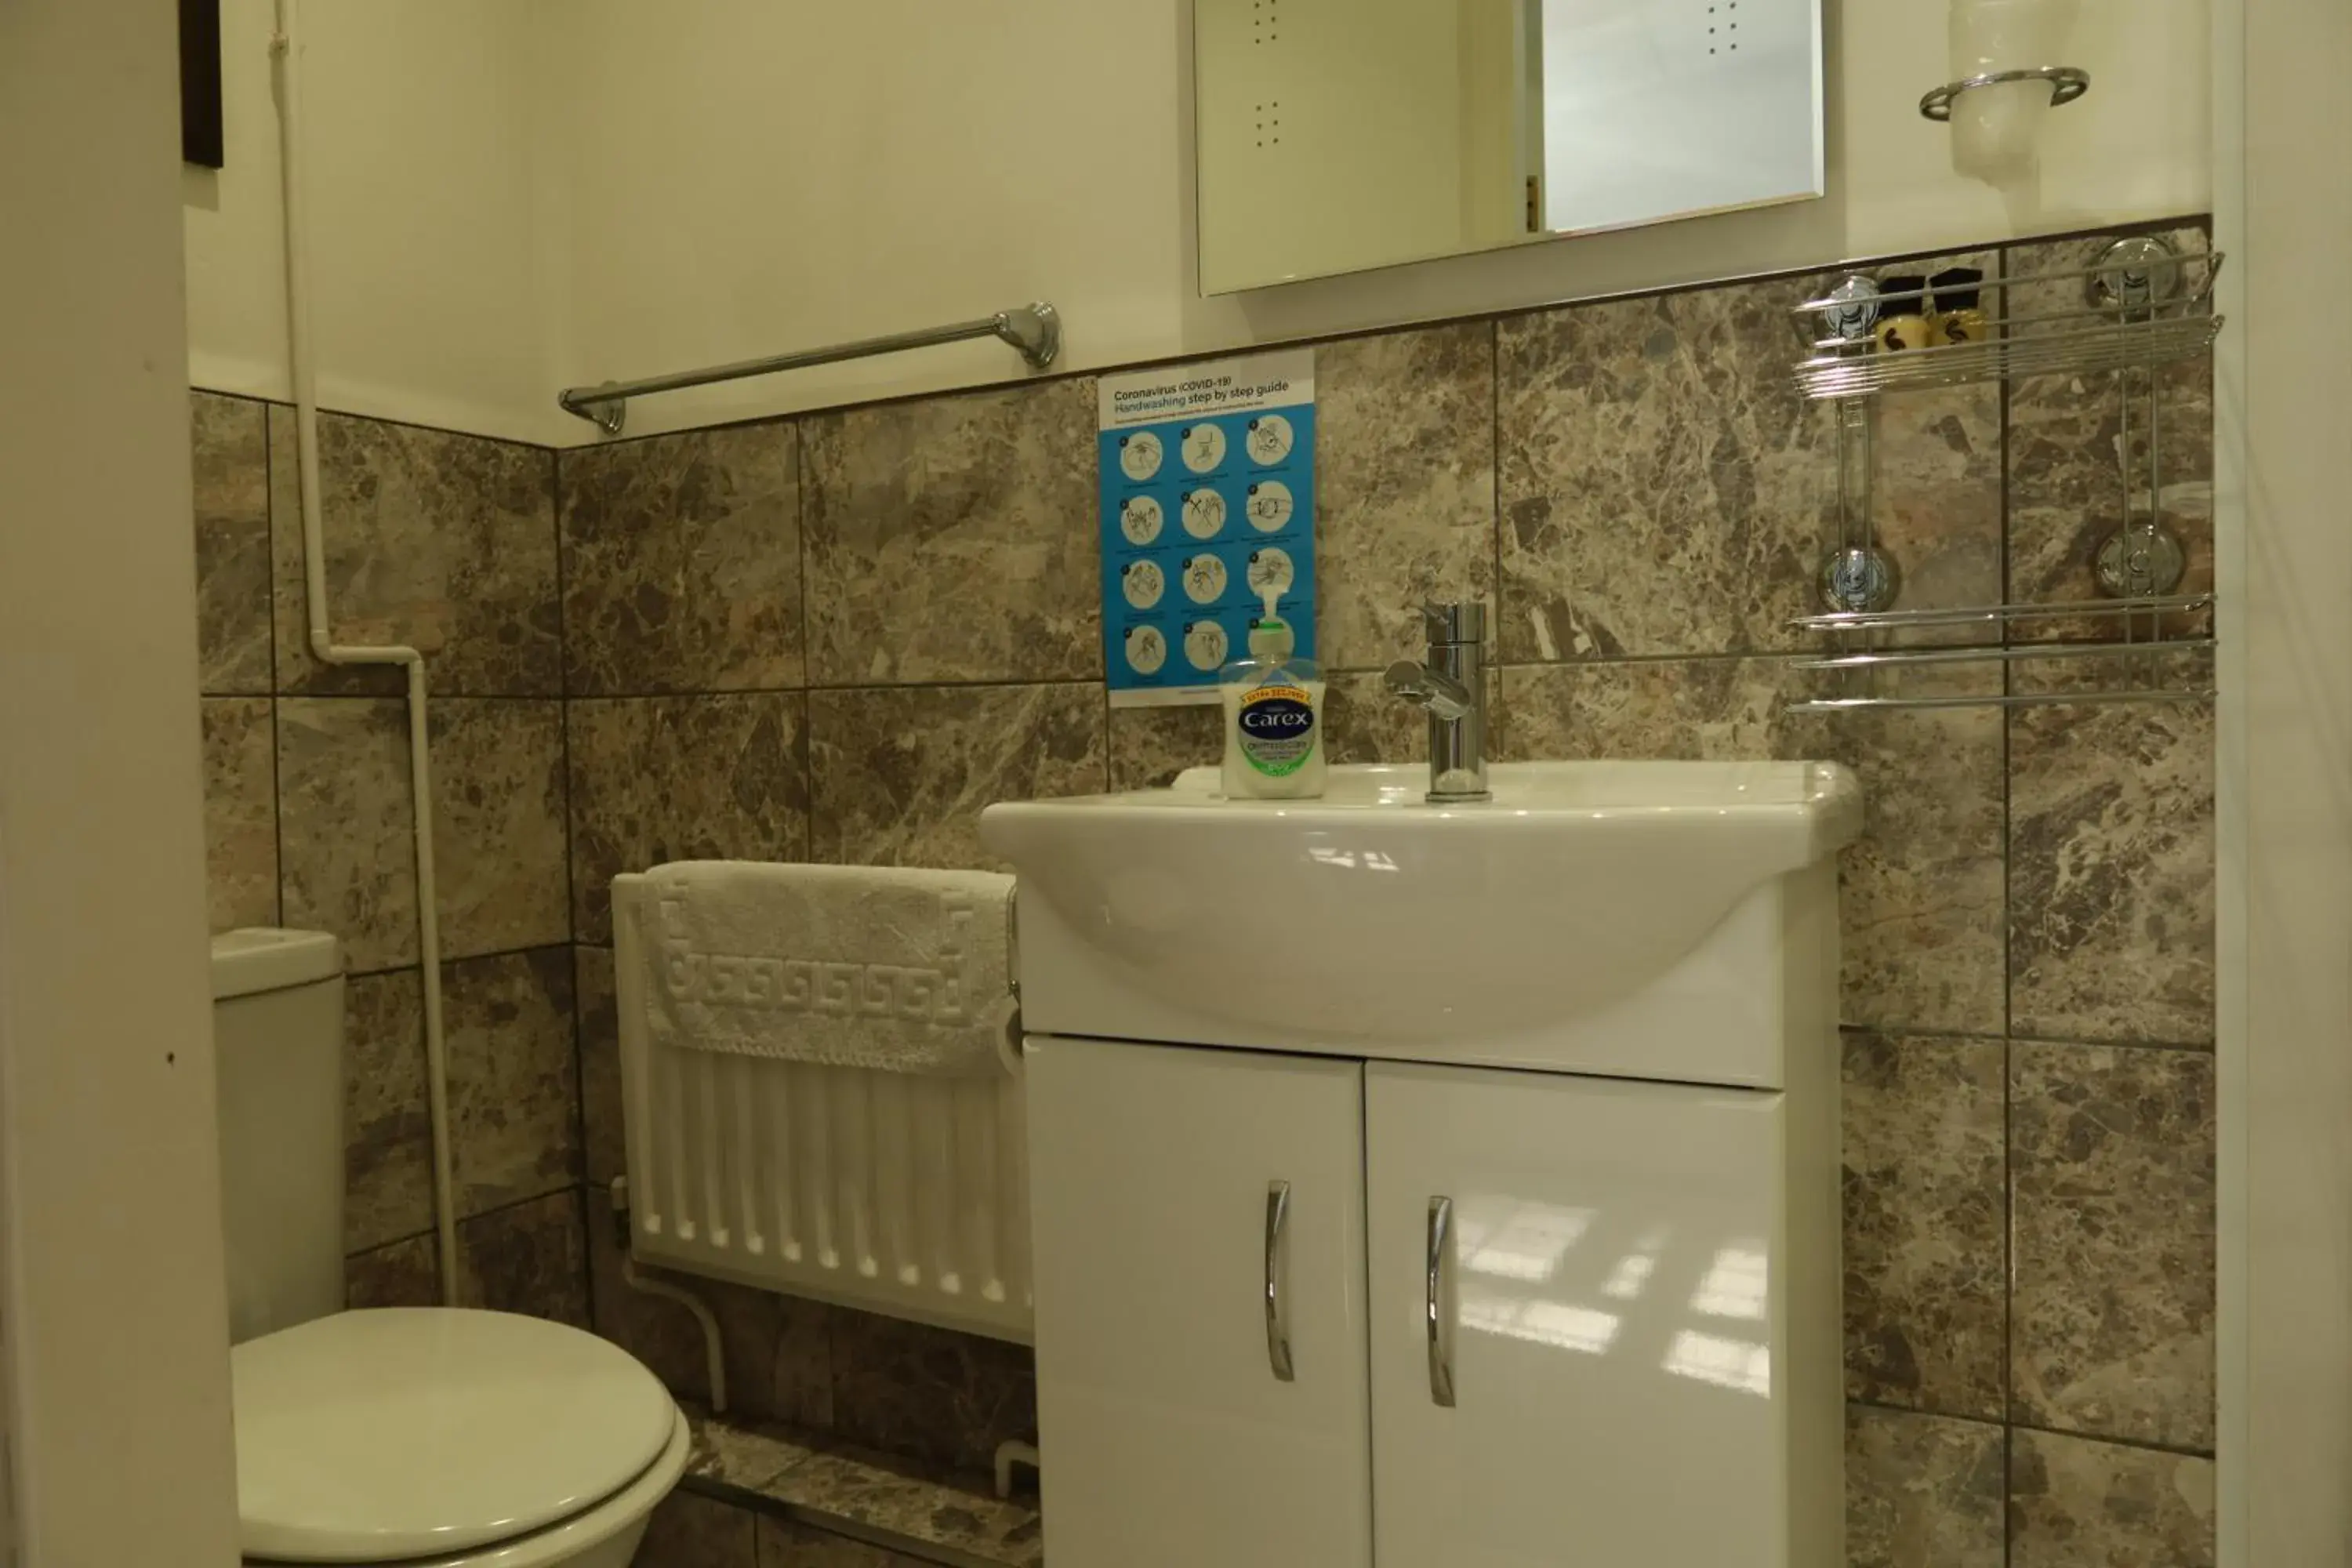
[{"xmin": 613, "ymin": 861, "xmax": 1015, "ymax": 1076}]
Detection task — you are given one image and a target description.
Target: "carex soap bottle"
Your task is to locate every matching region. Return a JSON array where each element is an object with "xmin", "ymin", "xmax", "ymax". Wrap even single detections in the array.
[{"xmin": 1220, "ymin": 589, "xmax": 1326, "ymax": 800}]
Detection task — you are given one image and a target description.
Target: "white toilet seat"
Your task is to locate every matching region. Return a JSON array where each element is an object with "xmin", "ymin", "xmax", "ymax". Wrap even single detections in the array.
[
  {"xmin": 234, "ymin": 1308, "xmax": 688, "ymax": 1568},
  {"xmin": 247, "ymin": 1408, "xmax": 693, "ymax": 1568}
]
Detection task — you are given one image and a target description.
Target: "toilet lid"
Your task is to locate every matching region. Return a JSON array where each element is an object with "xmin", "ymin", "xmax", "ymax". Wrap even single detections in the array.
[{"xmin": 231, "ymin": 1308, "xmax": 678, "ymax": 1563}]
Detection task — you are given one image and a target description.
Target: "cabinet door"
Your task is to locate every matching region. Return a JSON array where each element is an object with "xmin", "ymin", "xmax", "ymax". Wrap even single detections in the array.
[
  {"xmin": 1026, "ymin": 1036, "xmax": 1373, "ymax": 1568},
  {"xmin": 1367, "ymin": 1062, "xmax": 1788, "ymax": 1568}
]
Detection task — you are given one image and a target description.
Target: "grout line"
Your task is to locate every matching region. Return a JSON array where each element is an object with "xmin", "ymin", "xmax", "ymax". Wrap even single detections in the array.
[
  {"xmin": 1845, "ymin": 1396, "xmax": 2217, "ymax": 1464},
  {"xmin": 346, "ymin": 939, "xmax": 575, "ymax": 983},
  {"xmin": 2003, "ymin": 1417, "xmax": 2016, "ymax": 1568},
  {"xmin": 2004, "ymin": 260, "xmax": 2023, "ymax": 1568},
  {"xmin": 266, "ymin": 695, "xmax": 286, "ymax": 927},
  {"xmin": 1490, "ymin": 318, "xmax": 1508, "ymax": 753},
  {"xmin": 790, "ymin": 416, "xmax": 815, "ymax": 699},
  {"xmin": 260, "ymin": 407, "xmax": 290, "ymax": 931},
  {"xmin": 791, "ymin": 420, "xmax": 826, "ymax": 860},
  {"xmin": 1996, "ymin": 295, "xmax": 2020, "ymax": 1568},
  {"xmin": 349, "ymin": 1181, "xmax": 586, "ymax": 1262},
  {"xmin": 550, "ymin": 442, "xmax": 596, "ymax": 1330},
  {"xmin": 278, "ymin": 688, "xmax": 571, "ymax": 705}
]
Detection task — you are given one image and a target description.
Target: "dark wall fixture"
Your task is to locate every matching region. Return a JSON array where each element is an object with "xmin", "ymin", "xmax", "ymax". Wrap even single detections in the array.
[{"xmin": 180, "ymin": 0, "xmax": 224, "ymax": 169}]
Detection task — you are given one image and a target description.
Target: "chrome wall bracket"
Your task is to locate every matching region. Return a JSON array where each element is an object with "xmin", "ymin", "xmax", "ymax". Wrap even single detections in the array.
[
  {"xmin": 2091, "ymin": 234, "xmax": 2188, "ymax": 600},
  {"xmin": 2089, "ymin": 234, "xmax": 2186, "ymax": 319},
  {"xmin": 570, "ymin": 383, "xmax": 627, "ymax": 437},
  {"xmin": 1919, "ymin": 65, "xmax": 2090, "ymax": 122}
]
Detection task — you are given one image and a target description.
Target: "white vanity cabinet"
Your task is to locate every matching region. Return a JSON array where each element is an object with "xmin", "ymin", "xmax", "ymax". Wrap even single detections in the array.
[
  {"xmin": 1025, "ymin": 1038, "xmax": 1374, "ymax": 1568},
  {"xmin": 980, "ymin": 760, "xmax": 1860, "ymax": 1568},
  {"xmin": 1364, "ymin": 1062, "xmax": 1838, "ymax": 1568},
  {"xmin": 1025, "ymin": 1038, "xmax": 1842, "ymax": 1568}
]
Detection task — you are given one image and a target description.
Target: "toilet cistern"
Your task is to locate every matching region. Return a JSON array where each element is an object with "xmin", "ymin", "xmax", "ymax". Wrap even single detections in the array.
[{"xmin": 1383, "ymin": 601, "xmax": 1491, "ymax": 803}]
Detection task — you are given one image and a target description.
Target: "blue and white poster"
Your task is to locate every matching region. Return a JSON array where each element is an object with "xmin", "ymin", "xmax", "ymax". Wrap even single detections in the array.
[{"xmin": 1097, "ymin": 348, "xmax": 1316, "ymax": 708}]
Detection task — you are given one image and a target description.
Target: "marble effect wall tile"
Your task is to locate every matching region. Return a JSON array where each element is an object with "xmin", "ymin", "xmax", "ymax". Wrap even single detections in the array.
[
  {"xmin": 639, "ymin": 1490, "xmax": 757, "ymax": 1568},
  {"xmin": 1504, "ymin": 660, "xmax": 2006, "ymax": 1034},
  {"xmin": 588, "ymin": 1203, "xmax": 836, "ymax": 1427},
  {"xmin": 458, "ymin": 1189, "xmax": 590, "ymax": 1327},
  {"xmin": 758, "ymin": 1446, "xmax": 1044, "ymax": 1566},
  {"xmin": 718, "ymin": 1287, "xmax": 837, "ymax": 1429},
  {"xmin": 346, "ymin": 1233, "xmax": 438, "ymax": 1308},
  {"xmin": 1107, "ymin": 704, "xmax": 1221, "ymax": 791},
  {"xmin": 345, "ymin": 969, "xmax": 431, "ymax": 1254},
  {"xmin": 1500, "ymin": 657, "xmax": 1786, "ymax": 762},
  {"xmin": 827, "ymin": 1309, "xmax": 1036, "ymax": 1476},
  {"xmin": 1845, "ymin": 1406, "xmax": 2006, "ymax": 1568},
  {"xmin": 567, "ymin": 695, "xmax": 811, "ymax": 942},
  {"xmin": 802, "ymin": 379, "xmax": 1098, "ymax": 685},
  {"xmin": 1496, "ymin": 278, "xmax": 1831, "ymax": 662},
  {"xmin": 277, "ymin": 697, "xmax": 416, "ymax": 972},
  {"xmin": 269, "ymin": 406, "xmax": 561, "ymax": 696},
  {"xmin": 686, "ymin": 1411, "xmax": 825, "ymax": 1493},
  {"xmin": 2006, "ymin": 227, "xmax": 2216, "ymax": 639},
  {"xmin": 1852, "ymin": 252, "xmax": 2004, "ymax": 644},
  {"xmin": 587, "ymin": 1218, "xmax": 714, "ymax": 1404},
  {"xmin": 2009, "ymin": 1428, "xmax": 2216, "ymax": 1568},
  {"xmin": 1314, "ymin": 324, "xmax": 1497, "ymax": 670},
  {"xmin": 1842, "ymin": 1033, "xmax": 2006, "ymax": 1420},
  {"xmin": 561, "ymin": 423, "xmax": 804, "ymax": 695},
  {"xmin": 575, "ymin": 945, "xmax": 623, "ymax": 1186},
  {"xmin": 807, "ymin": 684, "xmax": 1104, "ymax": 871},
  {"xmin": 1791, "ymin": 672, "xmax": 2008, "ymax": 1037},
  {"xmin": 1322, "ymin": 669, "xmax": 1443, "ymax": 765},
  {"xmin": 2010, "ymin": 665, "xmax": 2215, "ymax": 1046},
  {"xmin": 1103, "ymin": 675, "xmax": 1430, "ymax": 793},
  {"xmin": 192, "ymin": 393, "xmax": 273, "ymax": 693},
  {"xmin": 755, "ymin": 1517, "xmax": 934, "ymax": 1567},
  {"xmin": 430, "ymin": 699, "xmax": 570, "ymax": 959},
  {"xmin": 445, "ymin": 948, "xmax": 579, "ymax": 1216},
  {"xmin": 201, "ymin": 697, "xmax": 278, "ymax": 933},
  {"xmin": 2011, "ymin": 1042, "xmax": 2216, "ymax": 1450}
]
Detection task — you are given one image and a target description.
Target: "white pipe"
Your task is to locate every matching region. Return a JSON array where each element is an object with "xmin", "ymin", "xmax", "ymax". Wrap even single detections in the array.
[
  {"xmin": 270, "ymin": 0, "xmax": 459, "ymax": 1305},
  {"xmin": 620, "ymin": 1259, "xmax": 729, "ymax": 1415},
  {"xmin": 993, "ymin": 1439, "xmax": 1040, "ymax": 1501}
]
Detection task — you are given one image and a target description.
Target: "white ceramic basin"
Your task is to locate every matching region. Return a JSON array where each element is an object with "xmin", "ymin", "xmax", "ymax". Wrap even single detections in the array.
[{"xmin": 980, "ymin": 761, "xmax": 1862, "ymax": 1077}]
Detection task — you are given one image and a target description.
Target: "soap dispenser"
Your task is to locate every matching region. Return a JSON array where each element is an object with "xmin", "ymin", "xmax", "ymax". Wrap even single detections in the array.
[{"xmin": 1219, "ymin": 589, "xmax": 1326, "ymax": 800}]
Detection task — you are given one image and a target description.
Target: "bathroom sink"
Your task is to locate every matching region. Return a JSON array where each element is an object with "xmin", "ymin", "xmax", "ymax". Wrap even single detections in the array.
[{"xmin": 979, "ymin": 761, "xmax": 1861, "ymax": 1079}]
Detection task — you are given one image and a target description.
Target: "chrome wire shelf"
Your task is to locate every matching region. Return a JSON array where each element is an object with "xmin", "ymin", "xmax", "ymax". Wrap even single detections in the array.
[
  {"xmin": 1784, "ymin": 595, "xmax": 2216, "ymax": 713},
  {"xmin": 1790, "ymin": 250, "xmax": 2224, "ymax": 402}
]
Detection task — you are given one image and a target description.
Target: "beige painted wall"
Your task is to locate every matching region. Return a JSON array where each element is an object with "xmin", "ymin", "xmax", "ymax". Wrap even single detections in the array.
[
  {"xmin": 0, "ymin": 0, "xmax": 243, "ymax": 1562},
  {"xmin": 188, "ymin": 0, "xmax": 2211, "ymax": 447},
  {"xmin": 539, "ymin": 0, "xmax": 2210, "ymax": 440},
  {"xmin": 182, "ymin": 0, "xmax": 554, "ymax": 445},
  {"xmin": 2215, "ymin": 0, "xmax": 2352, "ymax": 1563}
]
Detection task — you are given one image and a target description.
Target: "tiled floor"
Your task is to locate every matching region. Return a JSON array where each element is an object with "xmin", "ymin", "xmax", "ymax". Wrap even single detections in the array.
[{"xmin": 664, "ymin": 1406, "xmax": 1043, "ymax": 1568}]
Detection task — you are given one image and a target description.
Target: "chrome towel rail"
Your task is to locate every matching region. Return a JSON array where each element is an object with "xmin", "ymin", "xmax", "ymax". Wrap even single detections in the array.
[{"xmin": 557, "ymin": 302, "xmax": 1063, "ymax": 434}]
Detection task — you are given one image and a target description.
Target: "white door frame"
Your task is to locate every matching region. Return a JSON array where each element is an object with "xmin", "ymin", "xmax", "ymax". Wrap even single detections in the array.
[
  {"xmin": 2214, "ymin": 0, "xmax": 2352, "ymax": 1563},
  {"xmin": 0, "ymin": 0, "xmax": 245, "ymax": 1561}
]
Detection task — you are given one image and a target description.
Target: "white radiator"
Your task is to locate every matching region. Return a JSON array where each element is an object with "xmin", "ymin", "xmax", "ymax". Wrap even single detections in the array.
[{"xmin": 614, "ymin": 889, "xmax": 1033, "ymax": 1344}]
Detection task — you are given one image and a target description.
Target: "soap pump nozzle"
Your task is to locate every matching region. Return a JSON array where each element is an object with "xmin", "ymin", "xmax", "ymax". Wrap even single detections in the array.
[{"xmin": 1247, "ymin": 587, "xmax": 1292, "ymax": 660}]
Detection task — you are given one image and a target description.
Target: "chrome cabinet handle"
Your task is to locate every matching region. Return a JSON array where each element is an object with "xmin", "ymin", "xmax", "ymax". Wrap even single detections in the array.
[
  {"xmin": 1426, "ymin": 1195, "xmax": 1456, "ymax": 1407},
  {"xmin": 1265, "ymin": 1181, "xmax": 1295, "ymax": 1382}
]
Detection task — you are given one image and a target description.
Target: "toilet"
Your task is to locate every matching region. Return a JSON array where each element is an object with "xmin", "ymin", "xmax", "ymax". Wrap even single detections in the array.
[{"xmin": 213, "ymin": 928, "xmax": 689, "ymax": 1567}]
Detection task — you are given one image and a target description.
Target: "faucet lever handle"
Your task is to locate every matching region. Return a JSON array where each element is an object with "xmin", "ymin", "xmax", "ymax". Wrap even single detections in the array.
[
  {"xmin": 1421, "ymin": 601, "xmax": 1487, "ymax": 644},
  {"xmin": 1385, "ymin": 660, "xmax": 1473, "ymax": 721}
]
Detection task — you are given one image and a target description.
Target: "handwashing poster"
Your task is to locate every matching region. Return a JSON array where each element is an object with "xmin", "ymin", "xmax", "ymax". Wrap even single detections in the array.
[{"xmin": 1097, "ymin": 349, "xmax": 1316, "ymax": 708}]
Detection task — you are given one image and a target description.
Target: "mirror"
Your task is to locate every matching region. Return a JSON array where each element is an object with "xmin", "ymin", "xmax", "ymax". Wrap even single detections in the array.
[{"xmin": 1193, "ymin": 0, "xmax": 1825, "ymax": 294}]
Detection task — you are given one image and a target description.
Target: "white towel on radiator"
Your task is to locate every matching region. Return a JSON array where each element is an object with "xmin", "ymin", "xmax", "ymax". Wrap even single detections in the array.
[{"xmin": 614, "ymin": 861, "xmax": 1016, "ymax": 1077}]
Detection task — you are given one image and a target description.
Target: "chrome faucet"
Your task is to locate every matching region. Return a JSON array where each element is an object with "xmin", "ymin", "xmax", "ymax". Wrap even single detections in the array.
[{"xmin": 1384, "ymin": 602, "xmax": 1491, "ymax": 804}]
